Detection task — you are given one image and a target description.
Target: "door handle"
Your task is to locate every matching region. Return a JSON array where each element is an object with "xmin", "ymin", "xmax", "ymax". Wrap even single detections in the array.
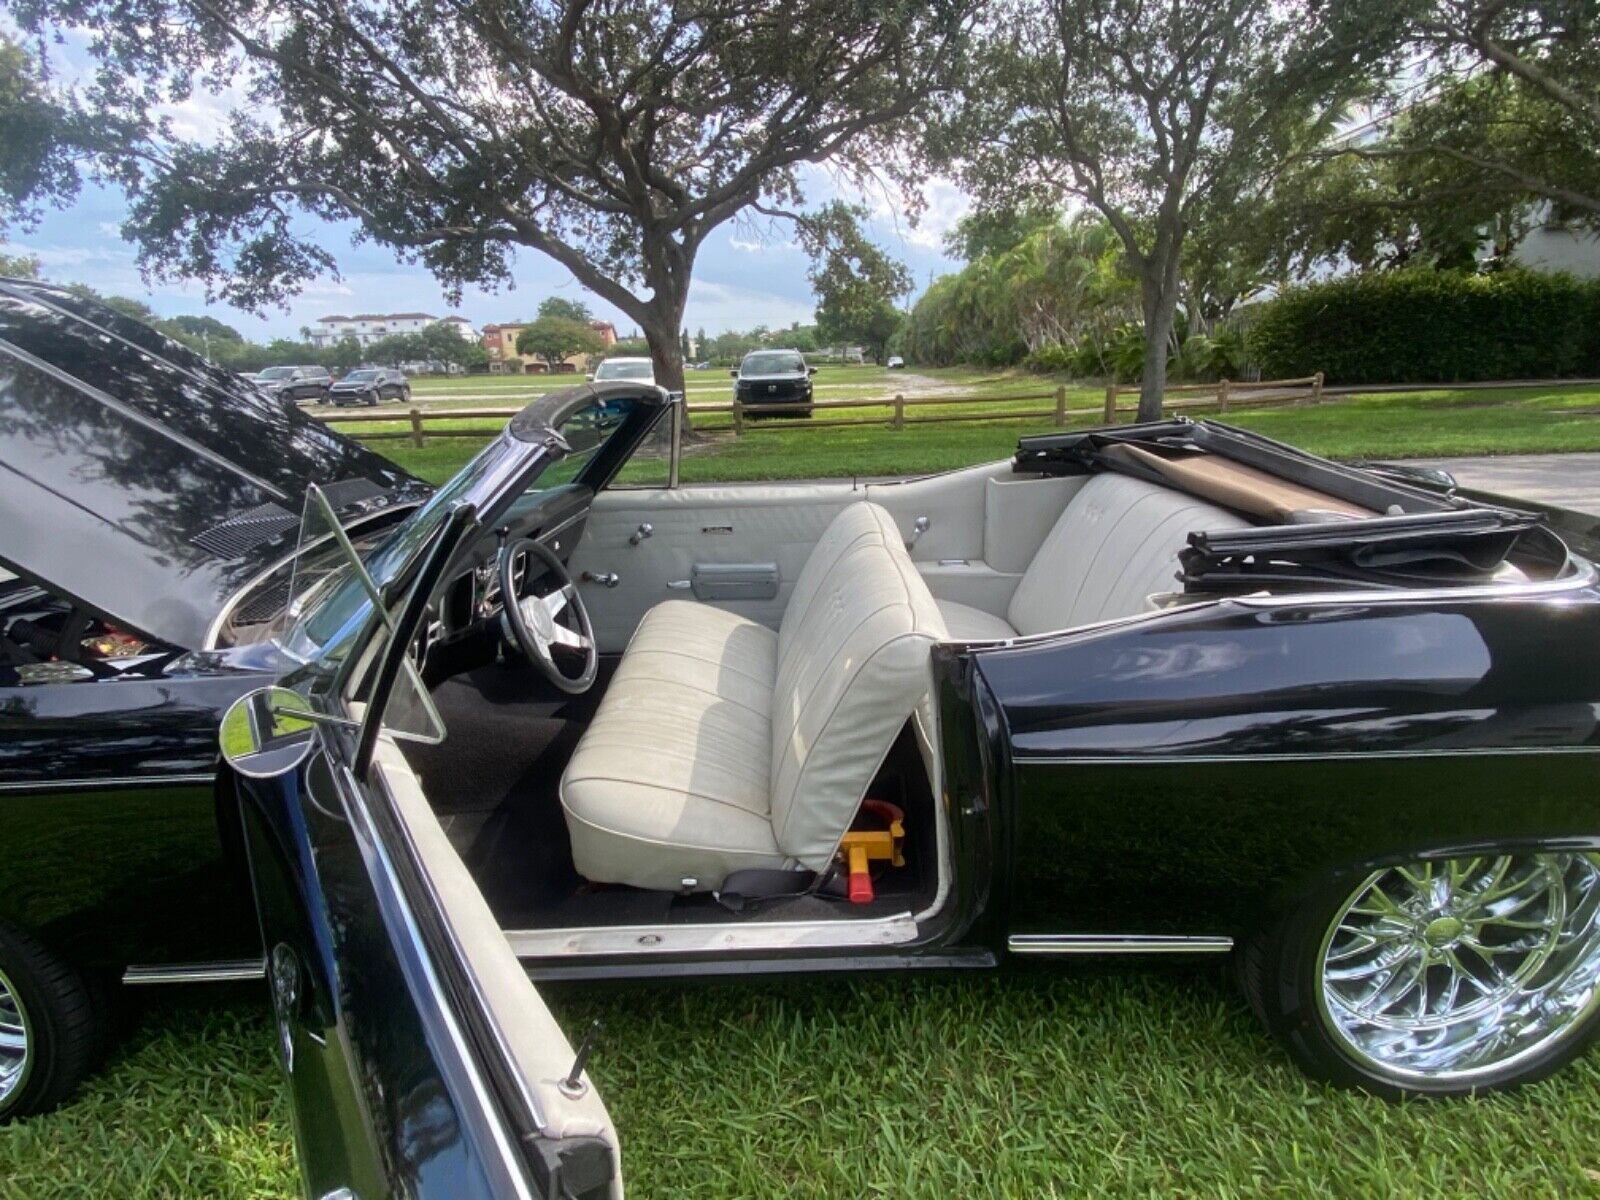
[
  {"xmin": 666, "ymin": 579, "xmax": 692, "ymax": 589},
  {"xmin": 582, "ymin": 571, "xmax": 620, "ymax": 588}
]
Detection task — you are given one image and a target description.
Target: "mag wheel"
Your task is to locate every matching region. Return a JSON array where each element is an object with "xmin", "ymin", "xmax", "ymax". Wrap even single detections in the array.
[
  {"xmin": 1245, "ymin": 852, "xmax": 1600, "ymax": 1097},
  {"xmin": 0, "ymin": 927, "xmax": 105, "ymax": 1120}
]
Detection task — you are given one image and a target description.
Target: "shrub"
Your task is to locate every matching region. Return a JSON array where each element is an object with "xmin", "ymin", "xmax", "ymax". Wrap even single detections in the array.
[{"xmin": 1247, "ymin": 269, "xmax": 1600, "ymax": 385}]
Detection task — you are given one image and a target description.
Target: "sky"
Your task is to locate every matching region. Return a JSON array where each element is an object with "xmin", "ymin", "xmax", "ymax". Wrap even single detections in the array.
[{"xmin": 6, "ymin": 171, "xmax": 971, "ymax": 343}]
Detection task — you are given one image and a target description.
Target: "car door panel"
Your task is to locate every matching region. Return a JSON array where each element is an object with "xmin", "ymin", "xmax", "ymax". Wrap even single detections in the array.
[
  {"xmin": 567, "ymin": 484, "xmax": 855, "ymax": 650},
  {"xmin": 238, "ymin": 738, "xmax": 620, "ymax": 1200}
]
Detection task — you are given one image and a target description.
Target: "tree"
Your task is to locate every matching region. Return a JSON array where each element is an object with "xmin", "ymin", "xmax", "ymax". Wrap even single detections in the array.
[
  {"xmin": 943, "ymin": 202, "xmax": 1059, "ymax": 262},
  {"xmin": 13, "ymin": 0, "xmax": 972, "ymax": 401},
  {"xmin": 0, "ymin": 246, "xmax": 39, "ymax": 277},
  {"xmin": 805, "ymin": 203, "xmax": 911, "ymax": 363},
  {"xmin": 516, "ymin": 316, "xmax": 604, "ymax": 371},
  {"xmin": 164, "ymin": 314, "xmax": 244, "ymax": 342},
  {"xmin": 0, "ymin": 37, "xmax": 77, "ymax": 232},
  {"xmin": 536, "ymin": 296, "xmax": 593, "ymax": 324},
  {"xmin": 940, "ymin": 0, "xmax": 1394, "ymax": 419},
  {"xmin": 365, "ymin": 331, "xmax": 429, "ymax": 367}
]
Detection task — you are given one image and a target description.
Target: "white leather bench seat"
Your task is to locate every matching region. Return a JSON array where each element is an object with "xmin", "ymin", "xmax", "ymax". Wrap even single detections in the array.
[
  {"xmin": 562, "ymin": 601, "xmax": 787, "ymax": 890},
  {"xmin": 935, "ymin": 472, "xmax": 1251, "ymax": 640},
  {"xmin": 562, "ymin": 502, "xmax": 947, "ymax": 892}
]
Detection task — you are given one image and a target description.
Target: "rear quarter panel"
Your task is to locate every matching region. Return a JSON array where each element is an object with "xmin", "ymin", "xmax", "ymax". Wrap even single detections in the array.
[{"xmin": 976, "ymin": 589, "xmax": 1600, "ymax": 939}]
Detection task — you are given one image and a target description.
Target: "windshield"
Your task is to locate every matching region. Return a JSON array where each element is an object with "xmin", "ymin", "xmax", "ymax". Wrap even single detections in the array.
[
  {"xmin": 594, "ymin": 360, "xmax": 653, "ymax": 381},
  {"xmin": 257, "ymin": 366, "xmax": 294, "ymax": 379},
  {"xmin": 742, "ymin": 352, "xmax": 804, "ymax": 375},
  {"xmin": 344, "ymin": 370, "xmax": 378, "ymax": 382},
  {"xmin": 280, "ymin": 391, "xmax": 654, "ymax": 674}
]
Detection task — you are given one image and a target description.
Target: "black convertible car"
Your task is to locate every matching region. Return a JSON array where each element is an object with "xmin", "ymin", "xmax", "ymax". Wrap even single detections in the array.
[{"xmin": 6, "ymin": 282, "xmax": 1600, "ymax": 1199}]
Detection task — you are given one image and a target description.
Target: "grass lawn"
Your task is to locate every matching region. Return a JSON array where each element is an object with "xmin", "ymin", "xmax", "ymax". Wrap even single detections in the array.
[
  {"xmin": 351, "ymin": 382, "xmax": 1600, "ymax": 486},
  {"xmin": 6, "ymin": 968, "xmax": 1600, "ymax": 1199}
]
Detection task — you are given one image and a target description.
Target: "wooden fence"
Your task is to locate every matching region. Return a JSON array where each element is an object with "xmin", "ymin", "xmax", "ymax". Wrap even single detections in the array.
[{"xmin": 311, "ymin": 373, "xmax": 1324, "ymax": 447}]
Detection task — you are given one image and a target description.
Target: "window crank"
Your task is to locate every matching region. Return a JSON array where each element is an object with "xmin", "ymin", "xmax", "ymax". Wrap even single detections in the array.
[
  {"xmin": 582, "ymin": 570, "xmax": 620, "ymax": 588},
  {"xmin": 907, "ymin": 515, "xmax": 930, "ymax": 551},
  {"xmin": 629, "ymin": 522, "xmax": 654, "ymax": 546}
]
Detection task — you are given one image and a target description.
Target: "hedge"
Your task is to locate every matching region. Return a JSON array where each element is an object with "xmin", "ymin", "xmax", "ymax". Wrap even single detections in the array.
[{"xmin": 1247, "ymin": 269, "xmax": 1600, "ymax": 385}]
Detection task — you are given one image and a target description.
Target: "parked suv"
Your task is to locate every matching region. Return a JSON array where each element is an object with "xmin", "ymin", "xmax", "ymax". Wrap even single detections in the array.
[
  {"xmin": 732, "ymin": 349, "xmax": 815, "ymax": 417},
  {"xmin": 253, "ymin": 364, "xmax": 333, "ymax": 403},
  {"xmin": 330, "ymin": 367, "xmax": 411, "ymax": 407}
]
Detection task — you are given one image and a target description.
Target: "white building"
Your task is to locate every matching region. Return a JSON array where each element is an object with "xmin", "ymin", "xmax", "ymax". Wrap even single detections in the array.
[{"xmin": 308, "ymin": 312, "xmax": 476, "ymax": 347}]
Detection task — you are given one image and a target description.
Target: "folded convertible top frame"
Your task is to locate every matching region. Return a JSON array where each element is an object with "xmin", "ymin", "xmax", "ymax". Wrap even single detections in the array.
[{"xmin": 1013, "ymin": 419, "xmax": 1558, "ymax": 591}]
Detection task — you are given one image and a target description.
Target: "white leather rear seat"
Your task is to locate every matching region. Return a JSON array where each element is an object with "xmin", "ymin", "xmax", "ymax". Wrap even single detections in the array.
[
  {"xmin": 936, "ymin": 472, "xmax": 1251, "ymax": 640},
  {"xmin": 561, "ymin": 501, "xmax": 947, "ymax": 892}
]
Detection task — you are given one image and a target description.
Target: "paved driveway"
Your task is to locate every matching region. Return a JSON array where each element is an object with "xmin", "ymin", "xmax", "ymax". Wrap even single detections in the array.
[{"xmin": 1411, "ymin": 454, "xmax": 1600, "ymax": 516}]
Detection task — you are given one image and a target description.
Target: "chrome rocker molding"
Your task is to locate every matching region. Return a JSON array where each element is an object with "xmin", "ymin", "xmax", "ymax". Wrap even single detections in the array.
[
  {"xmin": 1008, "ymin": 934, "xmax": 1234, "ymax": 956},
  {"xmin": 122, "ymin": 959, "xmax": 268, "ymax": 985}
]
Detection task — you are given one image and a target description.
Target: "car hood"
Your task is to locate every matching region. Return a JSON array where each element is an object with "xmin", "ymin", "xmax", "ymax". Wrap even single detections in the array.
[
  {"xmin": 331, "ymin": 379, "xmax": 373, "ymax": 388},
  {"xmin": 0, "ymin": 278, "xmax": 429, "ymax": 650},
  {"xmin": 739, "ymin": 371, "xmax": 809, "ymax": 382}
]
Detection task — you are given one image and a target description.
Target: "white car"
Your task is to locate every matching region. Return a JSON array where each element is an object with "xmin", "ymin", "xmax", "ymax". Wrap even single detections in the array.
[
  {"xmin": 589, "ymin": 356, "xmax": 655, "ymax": 384},
  {"xmin": 886, "ymin": 355, "xmax": 905, "ymax": 369}
]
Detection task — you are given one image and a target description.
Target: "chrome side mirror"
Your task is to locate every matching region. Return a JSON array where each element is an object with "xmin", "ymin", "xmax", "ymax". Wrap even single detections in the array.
[{"xmin": 220, "ymin": 686, "xmax": 320, "ymax": 779}]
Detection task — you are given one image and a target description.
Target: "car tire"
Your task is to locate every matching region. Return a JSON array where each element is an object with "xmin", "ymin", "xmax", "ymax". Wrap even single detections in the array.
[
  {"xmin": 1239, "ymin": 852, "xmax": 1600, "ymax": 1099},
  {"xmin": 0, "ymin": 926, "xmax": 108, "ymax": 1121}
]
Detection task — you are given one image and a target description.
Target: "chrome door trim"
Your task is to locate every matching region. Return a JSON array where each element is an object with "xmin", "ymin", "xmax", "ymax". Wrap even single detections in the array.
[
  {"xmin": 1010, "ymin": 745, "xmax": 1600, "ymax": 767},
  {"xmin": 1007, "ymin": 934, "xmax": 1234, "ymax": 956},
  {"xmin": 0, "ymin": 773, "xmax": 213, "ymax": 793},
  {"xmin": 123, "ymin": 959, "xmax": 268, "ymax": 985}
]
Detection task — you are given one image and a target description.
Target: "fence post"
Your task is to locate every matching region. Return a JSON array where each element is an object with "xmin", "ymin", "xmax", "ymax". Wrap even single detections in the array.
[
  {"xmin": 732, "ymin": 394, "xmax": 744, "ymax": 434},
  {"xmin": 1310, "ymin": 371, "xmax": 1324, "ymax": 405},
  {"xmin": 1054, "ymin": 384, "xmax": 1067, "ymax": 427},
  {"xmin": 1103, "ymin": 382, "xmax": 1117, "ymax": 425},
  {"xmin": 408, "ymin": 406, "xmax": 425, "ymax": 448},
  {"xmin": 1218, "ymin": 378, "xmax": 1230, "ymax": 414},
  {"xmin": 892, "ymin": 393, "xmax": 905, "ymax": 431}
]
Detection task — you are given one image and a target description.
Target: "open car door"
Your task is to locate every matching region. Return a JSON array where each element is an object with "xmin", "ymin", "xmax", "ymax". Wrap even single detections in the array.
[{"xmin": 224, "ymin": 492, "xmax": 622, "ymax": 1200}]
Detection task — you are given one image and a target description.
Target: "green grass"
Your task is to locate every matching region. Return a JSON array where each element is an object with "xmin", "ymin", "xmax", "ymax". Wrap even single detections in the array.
[
  {"xmin": 8, "ymin": 969, "xmax": 1600, "ymax": 1198},
  {"xmin": 349, "ymin": 383, "xmax": 1600, "ymax": 486}
]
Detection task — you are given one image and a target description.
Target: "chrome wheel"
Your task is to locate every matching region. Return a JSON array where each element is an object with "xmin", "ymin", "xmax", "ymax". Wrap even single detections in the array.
[
  {"xmin": 1318, "ymin": 853, "xmax": 1600, "ymax": 1084},
  {"xmin": 0, "ymin": 964, "xmax": 32, "ymax": 1108}
]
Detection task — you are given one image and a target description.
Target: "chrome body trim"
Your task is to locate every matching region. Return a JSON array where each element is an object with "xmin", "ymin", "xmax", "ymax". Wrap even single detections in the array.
[
  {"xmin": 1008, "ymin": 934, "xmax": 1234, "ymax": 956},
  {"xmin": 0, "ymin": 773, "xmax": 213, "ymax": 793},
  {"xmin": 1011, "ymin": 746, "xmax": 1600, "ymax": 768},
  {"xmin": 506, "ymin": 912, "xmax": 920, "ymax": 959},
  {"xmin": 122, "ymin": 959, "xmax": 267, "ymax": 985}
]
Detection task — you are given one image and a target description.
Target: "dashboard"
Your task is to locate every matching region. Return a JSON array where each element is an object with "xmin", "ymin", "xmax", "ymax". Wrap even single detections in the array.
[{"xmin": 418, "ymin": 483, "xmax": 595, "ymax": 671}]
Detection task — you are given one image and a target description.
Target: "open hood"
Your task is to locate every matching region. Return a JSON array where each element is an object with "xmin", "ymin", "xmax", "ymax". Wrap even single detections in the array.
[{"xmin": 0, "ymin": 279, "xmax": 428, "ymax": 650}]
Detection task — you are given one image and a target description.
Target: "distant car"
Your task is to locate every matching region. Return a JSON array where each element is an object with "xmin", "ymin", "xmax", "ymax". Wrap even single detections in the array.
[
  {"xmin": 886, "ymin": 355, "xmax": 905, "ymax": 370},
  {"xmin": 733, "ymin": 348, "xmax": 815, "ymax": 417},
  {"xmin": 689, "ymin": 361, "xmax": 712, "ymax": 371},
  {"xmin": 254, "ymin": 364, "xmax": 333, "ymax": 403},
  {"xmin": 330, "ymin": 367, "xmax": 411, "ymax": 407},
  {"xmin": 589, "ymin": 356, "xmax": 655, "ymax": 384}
]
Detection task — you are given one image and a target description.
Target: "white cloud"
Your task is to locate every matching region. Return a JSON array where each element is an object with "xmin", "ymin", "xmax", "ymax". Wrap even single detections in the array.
[
  {"xmin": 685, "ymin": 278, "xmax": 814, "ymax": 331},
  {"xmin": 868, "ymin": 176, "xmax": 971, "ymax": 251}
]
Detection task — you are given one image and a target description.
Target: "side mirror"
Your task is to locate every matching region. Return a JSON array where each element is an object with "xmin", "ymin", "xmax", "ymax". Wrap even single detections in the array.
[
  {"xmin": 220, "ymin": 686, "xmax": 320, "ymax": 779},
  {"xmin": 807, "ymin": 366, "xmax": 818, "ymax": 376},
  {"xmin": 585, "ymin": 373, "xmax": 594, "ymax": 382},
  {"xmin": 729, "ymin": 369, "xmax": 739, "ymax": 378}
]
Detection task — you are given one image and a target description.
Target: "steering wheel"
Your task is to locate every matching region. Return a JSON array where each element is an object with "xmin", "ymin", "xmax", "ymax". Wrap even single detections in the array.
[{"xmin": 498, "ymin": 537, "xmax": 598, "ymax": 694}]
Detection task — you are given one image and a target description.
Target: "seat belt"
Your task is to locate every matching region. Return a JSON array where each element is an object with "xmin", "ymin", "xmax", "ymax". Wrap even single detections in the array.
[{"xmin": 713, "ymin": 865, "xmax": 847, "ymax": 913}]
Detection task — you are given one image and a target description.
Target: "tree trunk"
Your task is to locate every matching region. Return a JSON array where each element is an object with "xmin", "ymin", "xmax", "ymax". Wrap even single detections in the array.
[{"xmin": 1136, "ymin": 257, "xmax": 1182, "ymax": 423}]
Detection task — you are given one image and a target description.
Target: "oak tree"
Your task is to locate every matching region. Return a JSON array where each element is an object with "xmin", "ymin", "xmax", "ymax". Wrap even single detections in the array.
[{"xmin": 8, "ymin": 0, "xmax": 971, "ymax": 395}]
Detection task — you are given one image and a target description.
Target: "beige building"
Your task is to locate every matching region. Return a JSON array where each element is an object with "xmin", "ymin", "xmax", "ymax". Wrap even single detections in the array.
[{"xmin": 483, "ymin": 320, "xmax": 619, "ymax": 374}]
